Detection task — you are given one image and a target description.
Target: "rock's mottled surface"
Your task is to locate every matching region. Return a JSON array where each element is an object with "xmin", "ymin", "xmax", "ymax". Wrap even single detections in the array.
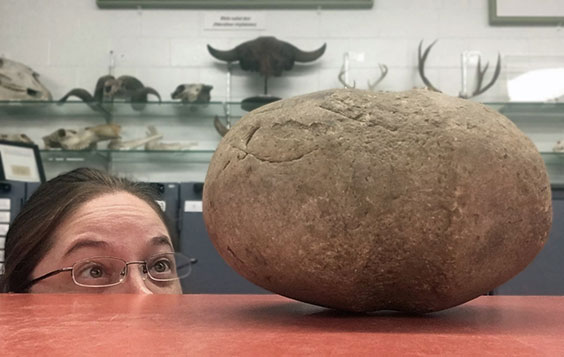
[{"xmin": 203, "ymin": 88, "xmax": 552, "ymax": 313}]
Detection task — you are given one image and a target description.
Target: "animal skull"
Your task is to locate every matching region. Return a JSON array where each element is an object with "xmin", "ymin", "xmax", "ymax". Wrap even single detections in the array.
[
  {"xmin": 208, "ymin": 36, "xmax": 326, "ymax": 77},
  {"xmin": 171, "ymin": 83, "xmax": 213, "ymax": 103},
  {"xmin": 42, "ymin": 124, "xmax": 121, "ymax": 150},
  {"xmin": 0, "ymin": 133, "xmax": 34, "ymax": 144},
  {"xmin": 0, "ymin": 58, "xmax": 52, "ymax": 101}
]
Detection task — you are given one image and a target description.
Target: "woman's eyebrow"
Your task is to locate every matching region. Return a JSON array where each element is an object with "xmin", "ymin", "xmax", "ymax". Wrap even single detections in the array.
[{"xmin": 63, "ymin": 239, "xmax": 110, "ymax": 258}]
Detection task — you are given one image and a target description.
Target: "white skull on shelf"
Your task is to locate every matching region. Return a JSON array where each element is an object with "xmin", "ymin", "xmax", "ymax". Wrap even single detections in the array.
[{"xmin": 0, "ymin": 57, "xmax": 52, "ymax": 101}]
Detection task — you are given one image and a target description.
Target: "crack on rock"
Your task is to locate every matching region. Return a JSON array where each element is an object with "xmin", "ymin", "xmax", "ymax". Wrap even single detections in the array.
[
  {"xmin": 319, "ymin": 103, "xmax": 400, "ymax": 132},
  {"xmin": 245, "ymin": 125, "xmax": 260, "ymax": 147},
  {"xmin": 227, "ymin": 246, "xmax": 245, "ymax": 265},
  {"xmin": 229, "ymin": 144, "xmax": 318, "ymax": 164},
  {"xmin": 222, "ymin": 159, "xmax": 231, "ymax": 172},
  {"xmin": 319, "ymin": 101, "xmax": 364, "ymax": 121},
  {"xmin": 272, "ymin": 119, "xmax": 326, "ymax": 129},
  {"xmin": 251, "ymin": 148, "xmax": 318, "ymax": 163}
]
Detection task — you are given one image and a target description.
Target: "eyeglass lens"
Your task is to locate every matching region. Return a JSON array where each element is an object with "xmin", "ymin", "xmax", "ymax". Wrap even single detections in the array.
[{"xmin": 71, "ymin": 253, "xmax": 192, "ymax": 287}]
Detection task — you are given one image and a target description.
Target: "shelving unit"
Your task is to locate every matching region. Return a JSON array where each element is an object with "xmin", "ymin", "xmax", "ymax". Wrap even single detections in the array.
[
  {"xmin": 0, "ymin": 100, "xmax": 245, "ymax": 181},
  {"xmin": 1, "ymin": 100, "xmax": 564, "ymax": 183},
  {"xmin": 486, "ymin": 102, "xmax": 564, "ymax": 185}
]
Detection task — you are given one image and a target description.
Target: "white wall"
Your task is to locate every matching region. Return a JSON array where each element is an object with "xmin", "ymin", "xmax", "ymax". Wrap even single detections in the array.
[
  {"xmin": 1, "ymin": 0, "xmax": 564, "ymax": 181},
  {"xmin": 2, "ymin": 0, "xmax": 564, "ymax": 101}
]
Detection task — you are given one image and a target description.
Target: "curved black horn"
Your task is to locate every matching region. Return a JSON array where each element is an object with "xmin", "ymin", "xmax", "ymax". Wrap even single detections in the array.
[
  {"xmin": 292, "ymin": 43, "xmax": 326, "ymax": 63},
  {"xmin": 207, "ymin": 44, "xmax": 239, "ymax": 62}
]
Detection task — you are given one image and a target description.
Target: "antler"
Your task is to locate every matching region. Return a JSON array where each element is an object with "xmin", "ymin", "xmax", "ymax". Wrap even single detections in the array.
[
  {"xmin": 463, "ymin": 54, "xmax": 501, "ymax": 99},
  {"xmin": 367, "ymin": 64, "xmax": 389, "ymax": 91},
  {"xmin": 417, "ymin": 40, "xmax": 441, "ymax": 92},
  {"xmin": 418, "ymin": 39, "xmax": 502, "ymax": 99},
  {"xmin": 338, "ymin": 64, "xmax": 356, "ymax": 89}
]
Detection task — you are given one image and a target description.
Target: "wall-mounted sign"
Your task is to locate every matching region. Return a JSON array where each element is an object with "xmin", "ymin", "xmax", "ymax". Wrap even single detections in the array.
[
  {"xmin": 0, "ymin": 141, "xmax": 45, "ymax": 183},
  {"xmin": 97, "ymin": 0, "xmax": 373, "ymax": 9},
  {"xmin": 204, "ymin": 12, "xmax": 265, "ymax": 30},
  {"xmin": 184, "ymin": 200, "xmax": 202, "ymax": 212}
]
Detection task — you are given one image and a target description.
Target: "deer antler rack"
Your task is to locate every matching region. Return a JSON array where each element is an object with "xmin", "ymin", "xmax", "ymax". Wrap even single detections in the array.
[
  {"xmin": 417, "ymin": 40, "xmax": 441, "ymax": 92},
  {"xmin": 367, "ymin": 64, "xmax": 389, "ymax": 91},
  {"xmin": 338, "ymin": 63, "xmax": 388, "ymax": 90},
  {"xmin": 338, "ymin": 64, "xmax": 356, "ymax": 89},
  {"xmin": 417, "ymin": 39, "xmax": 501, "ymax": 99}
]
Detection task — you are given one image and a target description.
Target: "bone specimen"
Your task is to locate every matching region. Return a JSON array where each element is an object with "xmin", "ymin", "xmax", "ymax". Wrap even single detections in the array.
[
  {"xmin": 208, "ymin": 36, "xmax": 326, "ymax": 110},
  {"xmin": 208, "ymin": 37, "xmax": 326, "ymax": 77},
  {"xmin": 0, "ymin": 58, "xmax": 52, "ymax": 101},
  {"xmin": 214, "ymin": 116, "xmax": 229, "ymax": 137},
  {"xmin": 43, "ymin": 129, "xmax": 78, "ymax": 149},
  {"xmin": 338, "ymin": 63, "xmax": 388, "ymax": 90},
  {"xmin": 56, "ymin": 129, "xmax": 100, "ymax": 150},
  {"xmin": 102, "ymin": 75, "xmax": 161, "ymax": 110},
  {"xmin": 171, "ymin": 83, "xmax": 213, "ymax": 103},
  {"xmin": 59, "ymin": 75, "xmax": 161, "ymax": 114},
  {"xmin": 553, "ymin": 140, "xmax": 564, "ymax": 153},
  {"xmin": 418, "ymin": 40, "xmax": 501, "ymax": 99},
  {"xmin": 144, "ymin": 126, "xmax": 197, "ymax": 151},
  {"xmin": 0, "ymin": 133, "xmax": 34, "ymax": 144},
  {"xmin": 85, "ymin": 123, "xmax": 121, "ymax": 140},
  {"xmin": 108, "ymin": 132, "xmax": 163, "ymax": 150},
  {"xmin": 43, "ymin": 124, "xmax": 121, "ymax": 150},
  {"xmin": 58, "ymin": 89, "xmax": 111, "ymax": 119}
]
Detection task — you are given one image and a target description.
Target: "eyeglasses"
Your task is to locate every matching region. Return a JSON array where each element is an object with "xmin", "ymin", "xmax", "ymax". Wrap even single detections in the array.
[{"xmin": 22, "ymin": 252, "xmax": 196, "ymax": 290}]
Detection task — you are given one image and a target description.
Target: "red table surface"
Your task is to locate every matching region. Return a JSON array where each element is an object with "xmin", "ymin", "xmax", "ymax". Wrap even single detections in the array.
[{"xmin": 1, "ymin": 294, "xmax": 563, "ymax": 356}]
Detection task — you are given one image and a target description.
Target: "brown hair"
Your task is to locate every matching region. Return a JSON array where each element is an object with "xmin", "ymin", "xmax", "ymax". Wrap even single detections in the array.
[{"xmin": 0, "ymin": 168, "xmax": 174, "ymax": 293}]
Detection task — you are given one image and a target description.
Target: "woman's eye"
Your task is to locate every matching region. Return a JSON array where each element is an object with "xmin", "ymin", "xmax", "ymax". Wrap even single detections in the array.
[
  {"xmin": 89, "ymin": 267, "xmax": 103, "ymax": 278},
  {"xmin": 151, "ymin": 259, "xmax": 172, "ymax": 273},
  {"xmin": 77, "ymin": 264, "xmax": 107, "ymax": 279}
]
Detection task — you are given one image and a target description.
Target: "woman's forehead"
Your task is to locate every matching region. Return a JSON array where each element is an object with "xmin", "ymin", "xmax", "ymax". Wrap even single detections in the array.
[
  {"xmin": 52, "ymin": 192, "xmax": 170, "ymax": 255},
  {"xmin": 71, "ymin": 192, "xmax": 163, "ymax": 223}
]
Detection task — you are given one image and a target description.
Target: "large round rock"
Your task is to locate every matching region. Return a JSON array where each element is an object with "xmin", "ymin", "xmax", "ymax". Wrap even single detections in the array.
[{"xmin": 203, "ymin": 88, "xmax": 552, "ymax": 313}]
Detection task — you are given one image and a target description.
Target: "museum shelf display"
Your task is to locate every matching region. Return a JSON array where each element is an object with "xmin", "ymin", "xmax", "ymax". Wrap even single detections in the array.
[
  {"xmin": 1, "ymin": 100, "xmax": 564, "ymax": 183},
  {"xmin": 0, "ymin": 100, "xmax": 244, "ymax": 181}
]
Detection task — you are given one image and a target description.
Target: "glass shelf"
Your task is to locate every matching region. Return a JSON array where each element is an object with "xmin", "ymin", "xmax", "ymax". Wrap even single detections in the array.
[
  {"xmin": 40, "ymin": 148, "xmax": 215, "ymax": 163},
  {"xmin": 484, "ymin": 102, "xmax": 564, "ymax": 117},
  {"xmin": 0, "ymin": 100, "xmax": 249, "ymax": 121},
  {"xmin": 3, "ymin": 100, "xmax": 562, "ymax": 120},
  {"xmin": 539, "ymin": 152, "xmax": 564, "ymax": 187},
  {"xmin": 1, "ymin": 100, "xmax": 563, "ymax": 182}
]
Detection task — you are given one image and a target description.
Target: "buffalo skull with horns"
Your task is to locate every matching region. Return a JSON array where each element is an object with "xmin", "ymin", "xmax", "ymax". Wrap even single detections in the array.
[{"xmin": 207, "ymin": 36, "xmax": 326, "ymax": 77}]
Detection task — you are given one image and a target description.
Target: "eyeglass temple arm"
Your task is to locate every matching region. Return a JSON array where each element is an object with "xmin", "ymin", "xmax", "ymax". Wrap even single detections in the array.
[
  {"xmin": 175, "ymin": 257, "xmax": 198, "ymax": 271},
  {"xmin": 20, "ymin": 267, "xmax": 73, "ymax": 291}
]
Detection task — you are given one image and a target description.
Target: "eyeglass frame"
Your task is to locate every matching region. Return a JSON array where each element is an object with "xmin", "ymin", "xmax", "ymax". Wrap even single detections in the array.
[{"xmin": 20, "ymin": 253, "xmax": 197, "ymax": 291}]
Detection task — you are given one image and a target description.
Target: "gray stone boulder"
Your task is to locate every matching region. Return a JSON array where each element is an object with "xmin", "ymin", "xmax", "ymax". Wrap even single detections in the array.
[{"xmin": 203, "ymin": 88, "xmax": 552, "ymax": 313}]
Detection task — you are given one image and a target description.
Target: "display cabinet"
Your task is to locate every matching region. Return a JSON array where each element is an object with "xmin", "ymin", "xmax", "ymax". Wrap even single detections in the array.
[
  {"xmin": 1, "ymin": 100, "xmax": 564, "ymax": 184},
  {"xmin": 487, "ymin": 102, "xmax": 564, "ymax": 186},
  {"xmin": 0, "ymin": 100, "xmax": 244, "ymax": 182}
]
